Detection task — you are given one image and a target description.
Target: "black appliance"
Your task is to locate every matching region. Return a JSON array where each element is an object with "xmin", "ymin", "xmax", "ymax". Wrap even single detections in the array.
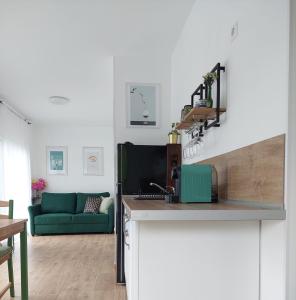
[
  {"xmin": 118, "ymin": 143, "xmax": 167, "ymax": 195},
  {"xmin": 116, "ymin": 143, "xmax": 167, "ymax": 284}
]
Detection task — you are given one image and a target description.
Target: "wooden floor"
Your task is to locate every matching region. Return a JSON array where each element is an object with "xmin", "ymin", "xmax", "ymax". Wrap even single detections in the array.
[{"xmin": 0, "ymin": 234, "xmax": 127, "ymax": 300}]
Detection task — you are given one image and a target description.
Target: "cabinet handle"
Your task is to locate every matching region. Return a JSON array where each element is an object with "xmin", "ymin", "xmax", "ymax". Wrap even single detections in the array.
[
  {"xmin": 124, "ymin": 213, "xmax": 130, "ymax": 224},
  {"xmin": 123, "ymin": 214, "xmax": 130, "ymax": 229},
  {"xmin": 123, "ymin": 213, "xmax": 130, "ymax": 249},
  {"xmin": 124, "ymin": 230, "xmax": 130, "ymax": 249}
]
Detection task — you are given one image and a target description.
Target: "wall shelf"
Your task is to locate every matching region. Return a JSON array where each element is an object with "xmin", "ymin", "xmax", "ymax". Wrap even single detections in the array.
[{"xmin": 176, "ymin": 107, "xmax": 226, "ymax": 130}]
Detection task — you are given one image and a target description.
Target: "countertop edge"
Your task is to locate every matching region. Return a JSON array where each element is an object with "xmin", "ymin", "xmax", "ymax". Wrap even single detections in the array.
[
  {"xmin": 128, "ymin": 209, "xmax": 286, "ymax": 221},
  {"xmin": 122, "ymin": 198, "xmax": 286, "ymax": 221}
]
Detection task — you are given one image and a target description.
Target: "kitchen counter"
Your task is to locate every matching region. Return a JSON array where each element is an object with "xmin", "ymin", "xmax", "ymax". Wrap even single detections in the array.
[
  {"xmin": 122, "ymin": 196, "xmax": 286, "ymax": 221},
  {"xmin": 122, "ymin": 196, "xmax": 285, "ymax": 300}
]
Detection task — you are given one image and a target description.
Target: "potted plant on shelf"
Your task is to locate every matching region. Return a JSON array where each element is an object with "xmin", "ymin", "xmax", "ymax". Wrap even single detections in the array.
[
  {"xmin": 168, "ymin": 123, "xmax": 180, "ymax": 144},
  {"xmin": 203, "ymin": 72, "xmax": 217, "ymax": 108},
  {"xmin": 32, "ymin": 178, "xmax": 47, "ymax": 204}
]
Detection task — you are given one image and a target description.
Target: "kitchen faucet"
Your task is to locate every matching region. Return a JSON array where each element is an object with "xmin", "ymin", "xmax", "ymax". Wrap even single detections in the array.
[{"xmin": 149, "ymin": 183, "xmax": 175, "ymax": 201}]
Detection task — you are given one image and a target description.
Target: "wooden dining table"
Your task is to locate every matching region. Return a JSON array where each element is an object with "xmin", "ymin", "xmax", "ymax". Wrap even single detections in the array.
[{"xmin": 0, "ymin": 219, "xmax": 28, "ymax": 300}]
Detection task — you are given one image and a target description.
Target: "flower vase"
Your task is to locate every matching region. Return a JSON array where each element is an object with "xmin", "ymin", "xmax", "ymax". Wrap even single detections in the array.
[
  {"xmin": 168, "ymin": 132, "xmax": 179, "ymax": 144},
  {"xmin": 32, "ymin": 190, "xmax": 42, "ymax": 204},
  {"xmin": 206, "ymin": 85, "xmax": 213, "ymax": 108}
]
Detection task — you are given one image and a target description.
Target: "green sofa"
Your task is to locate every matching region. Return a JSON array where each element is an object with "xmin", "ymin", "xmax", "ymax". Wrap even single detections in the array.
[{"xmin": 28, "ymin": 192, "xmax": 114, "ymax": 236}]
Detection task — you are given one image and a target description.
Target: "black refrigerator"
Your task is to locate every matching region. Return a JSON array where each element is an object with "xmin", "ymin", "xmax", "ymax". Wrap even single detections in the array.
[
  {"xmin": 116, "ymin": 143, "xmax": 167, "ymax": 284},
  {"xmin": 115, "ymin": 181, "xmax": 125, "ymax": 284}
]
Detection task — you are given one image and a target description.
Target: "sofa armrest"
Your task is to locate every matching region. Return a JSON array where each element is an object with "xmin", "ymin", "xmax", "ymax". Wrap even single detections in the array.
[
  {"xmin": 107, "ymin": 203, "xmax": 114, "ymax": 233},
  {"xmin": 28, "ymin": 204, "xmax": 42, "ymax": 236}
]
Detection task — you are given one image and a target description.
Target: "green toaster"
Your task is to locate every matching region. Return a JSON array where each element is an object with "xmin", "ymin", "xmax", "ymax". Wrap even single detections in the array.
[{"xmin": 180, "ymin": 164, "xmax": 217, "ymax": 203}]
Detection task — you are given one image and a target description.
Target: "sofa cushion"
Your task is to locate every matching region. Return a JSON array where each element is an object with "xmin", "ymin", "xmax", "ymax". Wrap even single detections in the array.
[
  {"xmin": 35, "ymin": 213, "xmax": 73, "ymax": 225},
  {"xmin": 83, "ymin": 196, "xmax": 103, "ymax": 214},
  {"xmin": 41, "ymin": 193, "xmax": 77, "ymax": 214},
  {"xmin": 99, "ymin": 197, "xmax": 114, "ymax": 214},
  {"xmin": 76, "ymin": 192, "xmax": 110, "ymax": 213},
  {"xmin": 72, "ymin": 213, "xmax": 108, "ymax": 224}
]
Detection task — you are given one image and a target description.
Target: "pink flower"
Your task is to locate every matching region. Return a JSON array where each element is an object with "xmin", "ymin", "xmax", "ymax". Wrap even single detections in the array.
[{"xmin": 31, "ymin": 178, "xmax": 47, "ymax": 191}]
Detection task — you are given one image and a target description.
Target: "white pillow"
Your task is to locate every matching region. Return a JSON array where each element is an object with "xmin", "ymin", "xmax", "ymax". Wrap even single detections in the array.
[{"xmin": 99, "ymin": 197, "xmax": 114, "ymax": 214}]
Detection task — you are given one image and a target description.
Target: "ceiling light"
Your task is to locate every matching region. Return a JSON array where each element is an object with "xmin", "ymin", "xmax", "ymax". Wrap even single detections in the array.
[{"xmin": 49, "ymin": 96, "xmax": 70, "ymax": 105}]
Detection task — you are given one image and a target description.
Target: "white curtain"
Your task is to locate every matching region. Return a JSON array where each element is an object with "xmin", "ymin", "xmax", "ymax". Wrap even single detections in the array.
[
  {"xmin": 2, "ymin": 139, "xmax": 31, "ymax": 219},
  {"xmin": 0, "ymin": 105, "xmax": 32, "ymax": 224}
]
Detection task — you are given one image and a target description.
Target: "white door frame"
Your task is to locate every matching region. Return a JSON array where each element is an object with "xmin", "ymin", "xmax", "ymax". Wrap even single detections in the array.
[
  {"xmin": 286, "ymin": 1, "xmax": 296, "ymax": 298},
  {"xmin": 0, "ymin": 138, "xmax": 3, "ymax": 199}
]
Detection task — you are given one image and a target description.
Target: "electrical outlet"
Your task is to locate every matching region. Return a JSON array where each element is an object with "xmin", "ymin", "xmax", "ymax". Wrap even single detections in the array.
[{"xmin": 231, "ymin": 22, "xmax": 238, "ymax": 42}]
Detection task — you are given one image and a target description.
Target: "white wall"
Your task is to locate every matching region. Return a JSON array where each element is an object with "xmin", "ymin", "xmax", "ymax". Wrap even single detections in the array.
[
  {"xmin": 170, "ymin": 1, "xmax": 289, "ymax": 299},
  {"xmin": 171, "ymin": 0, "xmax": 289, "ymax": 162},
  {"xmin": 31, "ymin": 124, "xmax": 115, "ymax": 196},
  {"xmin": 114, "ymin": 56, "xmax": 171, "ymax": 145},
  {"xmin": 286, "ymin": 0, "xmax": 296, "ymax": 298}
]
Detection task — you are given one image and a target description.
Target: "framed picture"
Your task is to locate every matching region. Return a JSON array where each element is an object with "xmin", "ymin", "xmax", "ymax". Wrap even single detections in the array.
[
  {"xmin": 83, "ymin": 147, "xmax": 104, "ymax": 176},
  {"xmin": 126, "ymin": 82, "xmax": 160, "ymax": 128},
  {"xmin": 47, "ymin": 146, "xmax": 68, "ymax": 175}
]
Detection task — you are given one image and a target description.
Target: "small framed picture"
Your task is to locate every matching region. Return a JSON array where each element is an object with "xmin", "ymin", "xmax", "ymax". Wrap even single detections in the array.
[
  {"xmin": 83, "ymin": 147, "xmax": 104, "ymax": 176},
  {"xmin": 47, "ymin": 146, "xmax": 68, "ymax": 175},
  {"xmin": 126, "ymin": 82, "xmax": 160, "ymax": 128}
]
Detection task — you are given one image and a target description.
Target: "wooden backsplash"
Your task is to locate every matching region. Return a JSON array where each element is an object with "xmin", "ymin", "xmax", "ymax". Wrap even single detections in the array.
[{"xmin": 197, "ymin": 134, "xmax": 285, "ymax": 204}]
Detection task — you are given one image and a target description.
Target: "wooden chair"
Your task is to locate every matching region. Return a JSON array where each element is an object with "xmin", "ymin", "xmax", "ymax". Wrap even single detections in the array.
[{"xmin": 0, "ymin": 200, "xmax": 15, "ymax": 298}]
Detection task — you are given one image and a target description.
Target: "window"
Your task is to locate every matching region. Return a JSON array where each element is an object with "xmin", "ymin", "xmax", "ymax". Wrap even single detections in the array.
[{"xmin": 2, "ymin": 139, "xmax": 31, "ymax": 218}]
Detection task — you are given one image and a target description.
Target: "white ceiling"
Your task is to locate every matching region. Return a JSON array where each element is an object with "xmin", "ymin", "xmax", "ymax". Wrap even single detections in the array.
[{"xmin": 0, "ymin": 0, "xmax": 195, "ymax": 125}]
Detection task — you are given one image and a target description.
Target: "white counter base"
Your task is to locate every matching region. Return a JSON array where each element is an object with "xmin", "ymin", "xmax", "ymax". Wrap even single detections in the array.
[
  {"xmin": 124, "ymin": 219, "xmax": 260, "ymax": 300},
  {"xmin": 122, "ymin": 197, "xmax": 285, "ymax": 300}
]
